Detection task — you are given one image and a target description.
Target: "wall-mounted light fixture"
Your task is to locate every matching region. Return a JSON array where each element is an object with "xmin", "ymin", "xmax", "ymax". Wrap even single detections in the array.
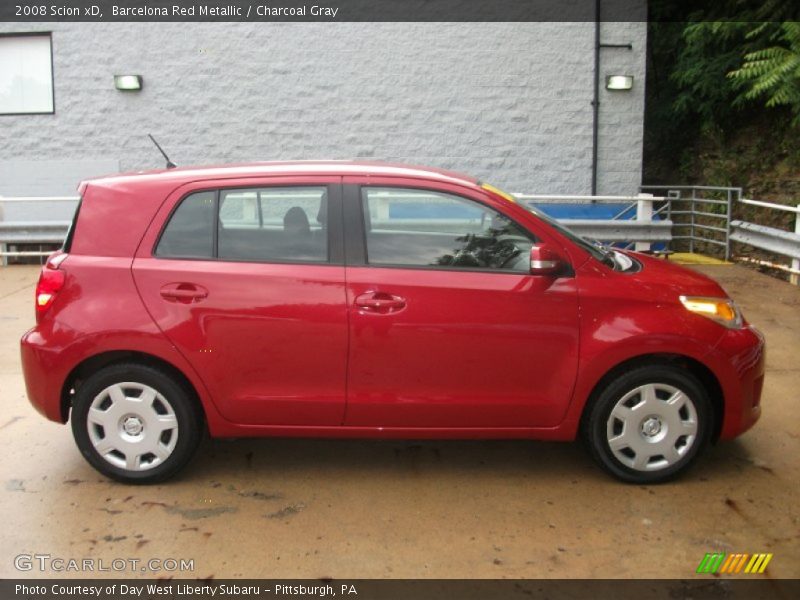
[
  {"xmin": 114, "ymin": 75, "xmax": 143, "ymax": 91},
  {"xmin": 606, "ymin": 75, "xmax": 633, "ymax": 91}
]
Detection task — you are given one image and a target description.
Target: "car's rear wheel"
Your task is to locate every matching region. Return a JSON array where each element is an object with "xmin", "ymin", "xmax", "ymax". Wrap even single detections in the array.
[
  {"xmin": 581, "ymin": 364, "xmax": 712, "ymax": 483},
  {"xmin": 71, "ymin": 363, "xmax": 202, "ymax": 484}
]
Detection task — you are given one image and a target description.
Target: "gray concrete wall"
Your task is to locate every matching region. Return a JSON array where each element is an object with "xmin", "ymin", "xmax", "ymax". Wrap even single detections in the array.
[{"xmin": 0, "ymin": 21, "xmax": 646, "ymax": 196}]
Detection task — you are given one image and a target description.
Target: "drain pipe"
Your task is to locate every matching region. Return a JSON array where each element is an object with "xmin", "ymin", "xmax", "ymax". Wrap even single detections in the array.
[
  {"xmin": 591, "ymin": 1, "xmax": 633, "ymax": 197},
  {"xmin": 591, "ymin": 0, "xmax": 600, "ymax": 197}
]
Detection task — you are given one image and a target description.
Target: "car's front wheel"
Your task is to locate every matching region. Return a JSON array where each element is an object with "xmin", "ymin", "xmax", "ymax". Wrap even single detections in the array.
[
  {"xmin": 71, "ymin": 363, "xmax": 202, "ymax": 484},
  {"xmin": 582, "ymin": 364, "xmax": 712, "ymax": 483}
]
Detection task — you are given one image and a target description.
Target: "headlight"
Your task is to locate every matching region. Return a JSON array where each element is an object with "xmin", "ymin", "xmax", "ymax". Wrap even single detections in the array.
[{"xmin": 679, "ymin": 296, "xmax": 743, "ymax": 329}]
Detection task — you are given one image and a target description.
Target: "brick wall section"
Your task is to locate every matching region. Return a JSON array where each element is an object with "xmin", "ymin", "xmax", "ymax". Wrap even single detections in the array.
[{"xmin": 0, "ymin": 21, "xmax": 646, "ymax": 196}]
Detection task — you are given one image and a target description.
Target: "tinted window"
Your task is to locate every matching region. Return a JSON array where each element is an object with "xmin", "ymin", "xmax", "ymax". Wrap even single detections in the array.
[
  {"xmin": 156, "ymin": 191, "xmax": 215, "ymax": 258},
  {"xmin": 218, "ymin": 187, "xmax": 328, "ymax": 262},
  {"xmin": 62, "ymin": 199, "xmax": 82, "ymax": 253},
  {"xmin": 362, "ymin": 188, "xmax": 535, "ymax": 271}
]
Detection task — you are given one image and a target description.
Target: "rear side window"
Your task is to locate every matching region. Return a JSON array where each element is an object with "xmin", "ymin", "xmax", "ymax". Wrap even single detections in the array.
[
  {"xmin": 218, "ymin": 187, "xmax": 328, "ymax": 262},
  {"xmin": 155, "ymin": 191, "xmax": 215, "ymax": 258},
  {"xmin": 362, "ymin": 187, "xmax": 535, "ymax": 272},
  {"xmin": 155, "ymin": 187, "xmax": 329, "ymax": 263}
]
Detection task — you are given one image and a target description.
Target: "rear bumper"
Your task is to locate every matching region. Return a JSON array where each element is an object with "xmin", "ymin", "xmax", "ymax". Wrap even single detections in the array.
[
  {"xmin": 20, "ymin": 327, "xmax": 69, "ymax": 423},
  {"xmin": 708, "ymin": 325, "xmax": 765, "ymax": 440}
]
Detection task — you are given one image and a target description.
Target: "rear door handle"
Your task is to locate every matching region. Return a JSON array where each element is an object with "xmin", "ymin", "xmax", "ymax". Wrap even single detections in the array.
[
  {"xmin": 354, "ymin": 291, "xmax": 406, "ymax": 313},
  {"xmin": 160, "ymin": 283, "xmax": 208, "ymax": 304}
]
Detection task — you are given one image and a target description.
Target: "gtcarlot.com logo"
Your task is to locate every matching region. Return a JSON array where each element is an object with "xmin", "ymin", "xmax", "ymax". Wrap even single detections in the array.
[
  {"xmin": 14, "ymin": 553, "xmax": 195, "ymax": 573},
  {"xmin": 697, "ymin": 552, "xmax": 773, "ymax": 575}
]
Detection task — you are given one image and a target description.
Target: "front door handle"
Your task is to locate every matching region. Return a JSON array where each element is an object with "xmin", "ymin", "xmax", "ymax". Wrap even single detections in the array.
[
  {"xmin": 160, "ymin": 283, "xmax": 208, "ymax": 304},
  {"xmin": 354, "ymin": 291, "xmax": 406, "ymax": 314}
]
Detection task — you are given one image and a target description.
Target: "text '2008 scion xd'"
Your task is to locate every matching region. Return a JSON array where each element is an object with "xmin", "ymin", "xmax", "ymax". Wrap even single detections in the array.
[{"xmin": 20, "ymin": 162, "xmax": 765, "ymax": 483}]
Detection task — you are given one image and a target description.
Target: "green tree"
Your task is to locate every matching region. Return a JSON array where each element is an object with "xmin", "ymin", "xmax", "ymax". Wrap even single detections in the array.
[
  {"xmin": 659, "ymin": 0, "xmax": 800, "ymax": 128},
  {"xmin": 729, "ymin": 21, "xmax": 800, "ymax": 124},
  {"xmin": 644, "ymin": 2, "xmax": 800, "ymax": 186}
]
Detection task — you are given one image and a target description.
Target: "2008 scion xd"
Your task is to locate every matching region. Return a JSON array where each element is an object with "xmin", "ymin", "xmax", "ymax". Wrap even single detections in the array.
[{"xmin": 21, "ymin": 162, "xmax": 765, "ymax": 484}]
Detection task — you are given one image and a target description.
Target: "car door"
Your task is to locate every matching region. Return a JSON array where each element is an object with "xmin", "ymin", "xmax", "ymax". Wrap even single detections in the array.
[
  {"xmin": 133, "ymin": 176, "xmax": 348, "ymax": 426},
  {"xmin": 342, "ymin": 178, "xmax": 580, "ymax": 429}
]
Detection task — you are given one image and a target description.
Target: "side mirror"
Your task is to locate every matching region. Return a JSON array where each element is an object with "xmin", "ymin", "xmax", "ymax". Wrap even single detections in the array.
[{"xmin": 529, "ymin": 244, "xmax": 565, "ymax": 276}]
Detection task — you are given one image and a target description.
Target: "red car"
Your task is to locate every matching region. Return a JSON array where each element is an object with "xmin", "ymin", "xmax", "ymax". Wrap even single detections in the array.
[{"xmin": 20, "ymin": 162, "xmax": 765, "ymax": 484}]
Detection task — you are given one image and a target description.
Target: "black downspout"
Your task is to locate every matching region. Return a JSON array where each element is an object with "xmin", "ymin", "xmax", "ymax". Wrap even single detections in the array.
[{"xmin": 591, "ymin": 0, "xmax": 600, "ymax": 197}]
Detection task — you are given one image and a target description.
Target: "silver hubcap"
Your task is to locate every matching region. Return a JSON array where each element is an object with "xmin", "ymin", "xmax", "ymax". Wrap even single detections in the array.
[
  {"xmin": 606, "ymin": 383, "xmax": 698, "ymax": 472},
  {"xmin": 87, "ymin": 382, "xmax": 179, "ymax": 472}
]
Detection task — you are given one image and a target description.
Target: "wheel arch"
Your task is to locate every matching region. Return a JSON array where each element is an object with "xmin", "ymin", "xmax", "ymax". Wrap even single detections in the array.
[
  {"xmin": 579, "ymin": 353, "xmax": 724, "ymax": 442},
  {"xmin": 60, "ymin": 350, "xmax": 207, "ymax": 427}
]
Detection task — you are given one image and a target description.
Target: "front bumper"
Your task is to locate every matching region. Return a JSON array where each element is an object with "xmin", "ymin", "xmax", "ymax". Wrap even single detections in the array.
[{"xmin": 706, "ymin": 325, "xmax": 765, "ymax": 440}]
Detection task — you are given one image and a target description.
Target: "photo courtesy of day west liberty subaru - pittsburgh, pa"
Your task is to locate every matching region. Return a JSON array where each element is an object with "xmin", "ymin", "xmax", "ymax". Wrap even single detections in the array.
[{"xmin": 20, "ymin": 161, "xmax": 765, "ymax": 484}]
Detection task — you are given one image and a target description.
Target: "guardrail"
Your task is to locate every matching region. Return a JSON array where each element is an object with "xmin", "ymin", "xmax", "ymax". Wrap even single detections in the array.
[
  {"xmin": 0, "ymin": 222, "xmax": 71, "ymax": 243},
  {"xmin": 552, "ymin": 219, "xmax": 673, "ymax": 244},
  {"xmin": 3, "ymin": 191, "xmax": 797, "ymax": 285},
  {"xmin": 641, "ymin": 185, "xmax": 800, "ymax": 285},
  {"xmin": 514, "ymin": 193, "xmax": 669, "ymax": 252},
  {"xmin": 730, "ymin": 220, "xmax": 800, "ymax": 260},
  {"xmin": 0, "ymin": 196, "xmax": 79, "ymax": 264},
  {"xmin": 732, "ymin": 201, "xmax": 800, "ymax": 285},
  {"xmin": 1, "ymin": 193, "xmax": 671, "ymax": 263}
]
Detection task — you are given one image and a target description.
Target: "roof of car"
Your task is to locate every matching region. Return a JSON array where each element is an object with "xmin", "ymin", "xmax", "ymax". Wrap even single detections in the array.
[{"xmin": 82, "ymin": 160, "xmax": 481, "ymax": 189}]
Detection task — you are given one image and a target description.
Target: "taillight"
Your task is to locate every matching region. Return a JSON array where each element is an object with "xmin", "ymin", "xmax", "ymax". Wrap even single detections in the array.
[{"xmin": 35, "ymin": 253, "xmax": 68, "ymax": 322}]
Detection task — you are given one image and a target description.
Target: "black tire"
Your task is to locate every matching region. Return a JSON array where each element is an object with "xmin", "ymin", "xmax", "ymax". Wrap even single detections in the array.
[
  {"xmin": 581, "ymin": 364, "xmax": 712, "ymax": 484},
  {"xmin": 70, "ymin": 363, "xmax": 203, "ymax": 484}
]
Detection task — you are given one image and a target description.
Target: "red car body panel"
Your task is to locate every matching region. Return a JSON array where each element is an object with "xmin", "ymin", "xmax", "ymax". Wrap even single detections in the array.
[
  {"xmin": 20, "ymin": 255, "xmax": 226, "ymax": 429},
  {"xmin": 344, "ymin": 265, "xmax": 580, "ymax": 428},
  {"xmin": 131, "ymin": 176, "xmax": 349, "ymax": 427},
  {"xmin": 20, "ymin": 162, "xmax": 765, "ymax": 444},
  {"xmin": 341, "ymin": 176, "xmax": 580, "ymax": 429}
]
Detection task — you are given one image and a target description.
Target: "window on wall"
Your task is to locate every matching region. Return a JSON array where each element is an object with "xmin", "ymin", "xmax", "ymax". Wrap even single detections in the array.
[
  {"xmin": 0, "ymin": 34, "xmax": 54, "ymax": 115},
  {"xmin": 362, "ymin": 187, "xmax": 536, "ymax": 272}
]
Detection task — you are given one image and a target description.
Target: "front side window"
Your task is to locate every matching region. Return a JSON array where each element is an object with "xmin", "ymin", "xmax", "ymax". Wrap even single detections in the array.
[
  {"xmin": 0, "ymin": 34, "xmax": 54, "ymax": 114},
  {"xmin": 362, "ymin": 188, "xmax": 535, "ymax": 271}
]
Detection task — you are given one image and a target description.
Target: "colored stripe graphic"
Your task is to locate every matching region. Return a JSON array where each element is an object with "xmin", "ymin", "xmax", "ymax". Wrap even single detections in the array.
[
  {"xmin": 697, "ymin": 552, "xmax": 773, "ymax": 574},
  {"xmin": 697, "ymin": 553, "xmax": 725, "ymax": 573},
  {"xmin": 719, "ymin": 554, "xmax": 736, "ymax": 573},
  {"xmin": 719, "ymin": 554, "xmax": 747, "ymax": 573}
]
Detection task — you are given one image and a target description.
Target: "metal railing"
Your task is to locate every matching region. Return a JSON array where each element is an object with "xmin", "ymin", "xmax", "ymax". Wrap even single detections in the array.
[
  {"xmin": 641, "ymin": 185, "xmax": 800, "ymax": 284},
  {"xmin": 0, "ymin": 196, "xmax": 79, "ymax": 264},
  {"xmin": 2, "ymin": 190, "xmax": 798, "ymax": 285},
  {"xmin": 732, "ymin": 200, "xmax": 800, "ymax": 284},
  {"xmin": 1, "ymin": 193, "xmax": 672, "ymax": 261},
  {"xmin": 640, "ymin": 185, "xmax": 738, "ymax": 260},
  {"xmin": 513, "ymin": 193, "xmax": 670, "ymax": 252}
]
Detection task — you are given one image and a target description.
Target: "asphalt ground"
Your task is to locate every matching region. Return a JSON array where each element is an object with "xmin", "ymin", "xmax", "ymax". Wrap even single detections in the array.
[{"xmin": 0, "ymin": 263, "xmax": 798, "ymax": 579}]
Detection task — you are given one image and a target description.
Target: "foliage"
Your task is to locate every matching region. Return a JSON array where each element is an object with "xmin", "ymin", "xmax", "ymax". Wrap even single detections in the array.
[
  {"xmin": 728, "ymin": 22, "xmax": 800, "ymax": 124},
  {"xmin": 643, "ymin": 1, "xmax": 800, "ymax": 184},
  {"xmin": 648, "ymin": 1, "xmax": 800, "ymax": 130}
]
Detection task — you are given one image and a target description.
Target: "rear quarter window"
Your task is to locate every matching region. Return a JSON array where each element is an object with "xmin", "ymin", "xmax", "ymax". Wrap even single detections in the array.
[
  {"xmin": 155, "ymin": 191, "xmax": 215, "ymax": 258},
  {"xmin": 62, "ymin": 198, "xmax": 83, "ymax": 253}
]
